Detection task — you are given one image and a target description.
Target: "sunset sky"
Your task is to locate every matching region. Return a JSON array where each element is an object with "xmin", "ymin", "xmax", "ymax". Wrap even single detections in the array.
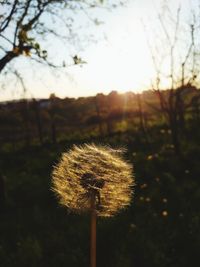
[{"xmin": 0, "ymin": 0, "xmax": 198, "ymax": 101}]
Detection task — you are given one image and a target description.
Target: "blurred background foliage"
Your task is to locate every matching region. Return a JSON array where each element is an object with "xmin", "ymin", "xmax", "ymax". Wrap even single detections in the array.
[{"xmin": 0, "ymin": 87, "xmax": 200, "ymax": 267}]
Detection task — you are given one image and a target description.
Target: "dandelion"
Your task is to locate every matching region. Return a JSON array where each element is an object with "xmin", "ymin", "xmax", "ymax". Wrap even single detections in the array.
[
  {"xmin": 52, "ymin": 143, "xmax": 134, "ymax": 267},
  {"xmin": 140, "ymin": 183, "xmax": 148, "ymax": 189},
  {"xmin": 162, "ymin": 198, "xmax": 168, "ymax": 203},
  {"xmin": 162, "ymin": 210, "xmax": 168, "ymax": 216},
  {"xmin": 145, "ymin": 197, "xmax": 151, "ymax": 202},
  {"xmin": 147, "ymin": 155, "xmax": 153, "ymax": 160}
]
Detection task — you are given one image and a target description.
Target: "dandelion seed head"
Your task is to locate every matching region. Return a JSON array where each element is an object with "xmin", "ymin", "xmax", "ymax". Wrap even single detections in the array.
[
  {"xmin": 162, "ymin": 210, "xmax": 168, "ymax": 217},
  {"xmin": 52, "ymin": 144, "xmax": 134, "ymax": 217}
]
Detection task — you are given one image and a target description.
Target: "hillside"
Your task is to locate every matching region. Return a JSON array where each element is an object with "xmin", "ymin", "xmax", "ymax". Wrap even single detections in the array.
[{"xmin": 0, "ymin": 86, "xmax": 200, "ymax": 267}]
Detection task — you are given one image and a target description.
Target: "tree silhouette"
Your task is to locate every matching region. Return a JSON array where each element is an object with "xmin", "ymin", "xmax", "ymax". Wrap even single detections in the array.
[
  {"xmin": 145, "ymin": 4, "xmax": 200, "ymax": 155},
  {"xmin": 0, "ymin": 0, "xmax": 119, "ymax": 74}
]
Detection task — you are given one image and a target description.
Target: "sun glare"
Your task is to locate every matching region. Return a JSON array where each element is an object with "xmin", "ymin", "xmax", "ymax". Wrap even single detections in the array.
[
  {"xmin": 1, "ymin": 0, "xmax": 194, "ymax": 101},
  {"xmin": 69, "ymin": 3, "xmax": 155, "ymax": 96}
]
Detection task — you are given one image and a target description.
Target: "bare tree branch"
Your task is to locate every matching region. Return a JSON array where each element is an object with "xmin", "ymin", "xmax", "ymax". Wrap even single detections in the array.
[{"xmin": 0, "ymin": 0, "xmax": 18, "ymax": 33}]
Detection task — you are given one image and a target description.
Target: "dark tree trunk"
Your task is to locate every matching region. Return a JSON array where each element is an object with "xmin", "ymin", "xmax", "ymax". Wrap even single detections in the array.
[
  {"xmin": 137, "ymin": 94, "xmax": 146, "ymax": 132},
  {"xmin": 155, "ymin": 89, "xmax": 182, "ymax": 156},
  {"xmin": 94, "ymin": 97, "xmax": 103, "ymax": 136},
  {"xmin": 176, "ymin": 91, "xmax": 185, "ymax": 130},
  {"xmin": 33, "ymin": 100, "xmax": 43, "ymax": 145},
  {"xmin": 23, "ymin": 101, "xmax": 31, "ymax": 147},
  {"xmin": 0, "ymin": 51, "xmax": 18, "ymax": 73},
  {"xmin": 50, "ymin": 117, "xmax": 57, "ymax": 144},
  {"xmin": 169, "ymin": 112, "xmax": 181, "ymax": 156},
  {"xmin": 136, "ymin": 94, "xmax": 150, "ymax": 144},
  {"xmin": 192, "ymin": 96, "xmax": 200, "ymax": 122},
  {"xmin": 106, "ymin": 99, "xmax": 112, "ymax": 135}
]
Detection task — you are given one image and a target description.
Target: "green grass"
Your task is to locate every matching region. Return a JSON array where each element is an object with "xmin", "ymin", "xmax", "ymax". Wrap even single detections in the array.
[{"xmin": 0, "ymin": 124, "xmax": 200, "ymax": 267}]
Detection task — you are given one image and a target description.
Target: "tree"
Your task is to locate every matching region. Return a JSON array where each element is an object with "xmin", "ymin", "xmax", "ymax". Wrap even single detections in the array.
[
  {"xmin": 48, "ymin": 93, "xmax": 59, "ymax": 144},
  {"xmin": 94, "ymin": 95, "xmax": 104, "ymax": 136},
  {"xmin": 0, "ymin": 0, "xmax": 120, "ymax": 77},
  {"xmin": 32, "ymin": 98, "xmax": 44, "ymax": 145},
  {"xmin": 145, "ymin": 4, "xmax": 200, "ymax": 155}
]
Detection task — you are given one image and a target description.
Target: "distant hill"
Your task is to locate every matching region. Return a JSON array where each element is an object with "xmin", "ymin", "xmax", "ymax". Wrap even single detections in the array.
[{"xmin": 0, "ymin": 86, "xmax": 199, "ymax": 148}]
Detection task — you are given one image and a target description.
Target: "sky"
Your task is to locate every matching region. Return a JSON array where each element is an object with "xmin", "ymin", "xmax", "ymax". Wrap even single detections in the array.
[{"xmin": 0, "ymin": 0, "xmax": 199, "ymax": 101}]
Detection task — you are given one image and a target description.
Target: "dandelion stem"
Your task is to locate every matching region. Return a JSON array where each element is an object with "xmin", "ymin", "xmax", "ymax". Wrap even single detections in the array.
[{"xmin": 90, "ymin": 192, "xmax": 96, "ymax": 267}]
